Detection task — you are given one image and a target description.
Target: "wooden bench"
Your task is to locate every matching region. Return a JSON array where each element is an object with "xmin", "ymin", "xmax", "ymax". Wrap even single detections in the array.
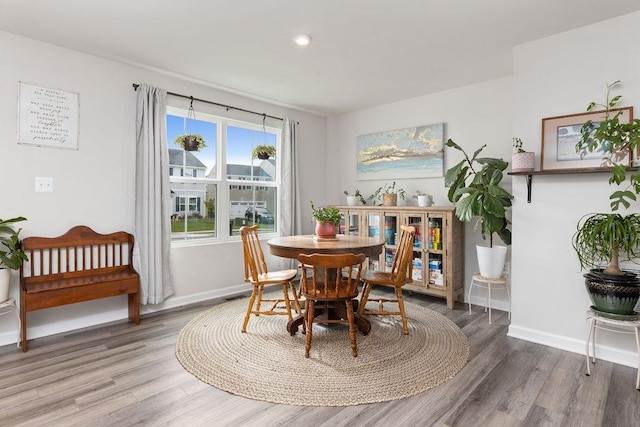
[{"xmin": 19, "ymin": 225, "xmax": 140, "ymax": 352}]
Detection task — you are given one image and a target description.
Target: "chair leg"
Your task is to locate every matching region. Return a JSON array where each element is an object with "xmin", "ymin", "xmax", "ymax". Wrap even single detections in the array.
[
  {"xmin": 242, "ymin": 287, "xmax": 258, "ymax": 333},
  {"xmin": 395, "ymin": 286, "xmax": 409, "ymax": 335},
  {"xmin": 358, "ymin": 282, "xmax": 372, "ymax": 316},
  {"xmin": 302, "ymin": 299, "xmax": 308, "ymax": 334},
  {"xmin": 305, "ymin": 300, "xmax": 315, "ymax": 358},
  {"xmin": 346, "ymin": 299, "xmax": 358, "ymax": 357},
  {"xmin": 256, "ymin": 286, "xmax": 264, "ymax": 315},
  {"xmin": 281, "ymin": 283, "xmax": 293, "ymax": 321},
  {"xmin": 289, "ymin": 281, "xmax": 301, "ymax": 314}
]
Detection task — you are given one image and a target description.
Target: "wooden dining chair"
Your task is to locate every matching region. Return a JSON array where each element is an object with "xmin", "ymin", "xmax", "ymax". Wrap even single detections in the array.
[
  {"xmin": 240, "ymin": 225, "xmax": 301, "ymax": 333},
  {"xmin": 358, "ymin": 225, "xmax": 416, "ymax": 335},
  {"xmin": 297, "ymin": 252, "xmax": 366, "ymax": 358}
]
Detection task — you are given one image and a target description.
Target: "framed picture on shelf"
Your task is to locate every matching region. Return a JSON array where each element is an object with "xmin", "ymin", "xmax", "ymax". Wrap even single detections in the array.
[{"xmin": 540, "ymin": 107, "xmax": 633, "ymax": 171}]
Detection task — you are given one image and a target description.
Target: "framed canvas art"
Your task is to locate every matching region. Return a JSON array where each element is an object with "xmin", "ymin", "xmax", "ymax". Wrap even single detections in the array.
[
  {"xmin": 356, "ymin": 123, "xmax": 445, "ymax": 180},
  {"xmin": 541, "ymin": 107, "xmax": 632, "ymax": 171}
]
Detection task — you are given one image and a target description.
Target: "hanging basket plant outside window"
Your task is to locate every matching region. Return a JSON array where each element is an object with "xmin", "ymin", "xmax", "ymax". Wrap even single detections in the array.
[{"xmin": 174, "ymin": 97, "xmax": 206, "ymax": 152}]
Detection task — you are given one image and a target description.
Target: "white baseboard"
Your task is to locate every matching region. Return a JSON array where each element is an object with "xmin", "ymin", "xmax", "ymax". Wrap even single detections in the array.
[
  {"xmin": 0, "ymin": 283, "xmax": 250, "ymax": 348},
  {"xmin": 508, "ymin": 324, "xmax": 638, "ymax": 369}
]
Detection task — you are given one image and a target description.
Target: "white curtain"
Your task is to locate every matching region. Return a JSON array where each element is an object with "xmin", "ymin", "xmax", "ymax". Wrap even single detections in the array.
[
  {"xmin": 134, "ymin": 84, "xmax": 174, "ymax": 304},
  {"xmin": 280, "ymin": 118, "xmax": 302, "ymax": 237}
]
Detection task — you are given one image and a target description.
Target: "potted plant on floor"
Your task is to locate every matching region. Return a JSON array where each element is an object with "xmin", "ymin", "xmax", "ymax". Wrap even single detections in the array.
[
  {"xmin": 252, "ymin": 145, "xmax": 276, "ymax": 160},
  {"xmin": 573, "ymin": 80, "xmax": 640, "ymax": 315},
  {"xmin": 445, "ymin": 139, "xmax": 513, "ymax": 278},
  {"xmin": 0, "ymin": 216, "xmax": 28, "ymax": 303},
  {"xmin": 310, "ymin": 201, "xmax": 342, "ymax": 239}
]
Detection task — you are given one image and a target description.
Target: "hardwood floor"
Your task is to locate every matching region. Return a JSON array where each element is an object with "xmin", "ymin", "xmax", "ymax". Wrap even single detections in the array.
[{"xmin": 1, "ymin": 292, "xmax": 638, "ymax": 427}]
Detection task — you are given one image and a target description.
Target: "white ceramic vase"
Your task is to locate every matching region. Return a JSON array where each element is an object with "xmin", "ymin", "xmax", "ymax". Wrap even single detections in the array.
[
  {"xmin": 346, "ymin": 196, "xmax": 359, "ymax": 206},
  {"xmin": 476, "ymin": 245, "xmax": 507, "ymax": 279},
  {"xmin": 0, "ymin": 268, "xmax": 10, "ymax": 303},
  {"xmin": 417, "ymin": 195, "xmax": 432, "ymax": 207}
]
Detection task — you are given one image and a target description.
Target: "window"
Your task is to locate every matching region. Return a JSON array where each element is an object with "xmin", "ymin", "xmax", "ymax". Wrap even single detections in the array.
[{"xmin": 166, "ymin": 106, "xmax": 281, "ymax": 243}]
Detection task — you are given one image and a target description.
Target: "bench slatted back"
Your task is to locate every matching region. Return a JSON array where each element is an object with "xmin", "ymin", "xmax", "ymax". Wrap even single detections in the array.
[{"xmin": 21, "ymin": 225, "xmax": 135, "ymax": 279}]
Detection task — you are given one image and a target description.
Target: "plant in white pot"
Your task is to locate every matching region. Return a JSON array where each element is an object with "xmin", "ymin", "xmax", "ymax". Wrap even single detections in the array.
[
  {"xmin": 445, "ymin": 139, "xmax": 513, "ymax": 278},
  {"xmin": 511, "ymin": 137, "xmax": 535, "ymax": 172},
  {"xmin": 0, "ymin": 216, "xmax": 28, "ymax": 303},
  {"xmin": 413, "ymin": 191, "xmax": 433, "ymax": 207},
  {"xmin": 343, "ymin": 190, "xmax": 366, "ymax": 206},
  {"xmin": 573, "ymin": 80, "xmax": 640, "ymax": 315}
]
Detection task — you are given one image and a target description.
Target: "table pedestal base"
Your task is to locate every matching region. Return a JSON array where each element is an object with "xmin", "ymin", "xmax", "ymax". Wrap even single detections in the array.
[{"xmin": 287, "ymin": 300, "xmax": 371, "ymax": 336}]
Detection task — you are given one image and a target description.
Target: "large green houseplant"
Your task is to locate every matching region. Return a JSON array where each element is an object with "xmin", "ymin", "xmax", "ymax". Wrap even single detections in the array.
[
  {"xmin": 0, "ymin": 216, "xmax": 28, "ymax": 303},
  {"xmin": 573, "ymin": 80, "xmax": 640, "ymax": 315},
  {"xmin": 445, "ymin": 139, "xmax": 513, "ymax": 278}
]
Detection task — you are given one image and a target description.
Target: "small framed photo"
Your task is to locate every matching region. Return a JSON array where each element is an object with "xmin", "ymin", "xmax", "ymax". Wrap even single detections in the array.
[{"xmin": 540, "ymin": 107, "xmax": 633, "ymax": 171}]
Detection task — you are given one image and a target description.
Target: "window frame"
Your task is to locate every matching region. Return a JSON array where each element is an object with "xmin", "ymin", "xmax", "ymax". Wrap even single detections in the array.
[{"xmin": 166, "ymin": 106, "xmax": 282, "ymax": 247}]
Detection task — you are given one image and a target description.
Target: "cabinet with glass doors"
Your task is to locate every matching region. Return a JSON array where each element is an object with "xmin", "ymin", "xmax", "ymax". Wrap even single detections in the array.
[{"xmin": 336, "ymin": 205, "xmax": 464, "ymax": 309}]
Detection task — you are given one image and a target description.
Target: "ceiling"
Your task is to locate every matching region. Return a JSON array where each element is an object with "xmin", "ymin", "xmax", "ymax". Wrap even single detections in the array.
[{"xmin": 2, "ymin": 1, "xmax": 640, "ymax": 116}]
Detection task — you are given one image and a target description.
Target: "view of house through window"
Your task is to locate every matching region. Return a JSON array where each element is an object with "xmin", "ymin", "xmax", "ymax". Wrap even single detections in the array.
[{"xmin": 166, "ymin": 107, "xmax": 280, "ymax": 242}]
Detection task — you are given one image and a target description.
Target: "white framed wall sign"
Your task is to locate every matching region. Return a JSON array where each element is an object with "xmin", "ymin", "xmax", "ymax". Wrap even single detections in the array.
[{"xmin": 17, "ymin": 82, "xmax": 79, "ymax": 150}]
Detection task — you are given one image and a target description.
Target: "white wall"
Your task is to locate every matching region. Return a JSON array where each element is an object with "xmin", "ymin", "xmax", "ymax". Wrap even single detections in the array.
[
  {"xmin": 0, "ymin": 31, "xmax": 326, "ymax": 345},
  {"xmin": 327, "ymin": 76, "xmax": 515, "ymax": 310},
  {"xmin": 329, "ymin": 10, "xmax": 640, "ymax": 369},
  {"xmin": 509, "ymin": 11, "xmax": 640, "ymax": 367}
]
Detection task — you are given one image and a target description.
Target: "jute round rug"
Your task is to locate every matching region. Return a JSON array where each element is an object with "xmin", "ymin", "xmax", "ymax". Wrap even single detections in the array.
[{"xmin": 175, "ymin": 293, "xmax": 469, "ymax": 406}]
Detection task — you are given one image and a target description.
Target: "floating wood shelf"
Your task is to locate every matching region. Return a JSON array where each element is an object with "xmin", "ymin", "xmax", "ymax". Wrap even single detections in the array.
[{"xmin": 508, "ymin": 167, "xmax": 638, "ymax": 203}]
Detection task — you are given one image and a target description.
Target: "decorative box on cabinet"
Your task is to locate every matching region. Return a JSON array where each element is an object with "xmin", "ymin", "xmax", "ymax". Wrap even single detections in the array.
[{"xmin": 335, "ymin": 205, "xmax": 464, "ymax": 309}]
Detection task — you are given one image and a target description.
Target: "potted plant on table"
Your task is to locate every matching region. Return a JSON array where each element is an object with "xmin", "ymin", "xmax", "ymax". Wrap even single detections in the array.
[
  {"xmin": 0, "ymin": 216, "xmax": 28, "ymax": 303},
  {"xmin": 174, "ymin": 134, "xmax": 206, "ymax": 152},
  {"xmin": 343, "ymin": 190, "xmax": 366, "ymax": 206},
  {"xmin": 511, "ymin": 137, "xmax": 535, "ymax": 172},
  {"xmin": 310, "ymin": 201, "xmax": 342, "ymax": 239},
  {"xmin": 252, "ymin": 145, "xmax": 276, "ymax": 160},
  {"xmin": 445, "ymin": 139, "xmax": 513, "ymax": 278},
  {"xmin": 573, "ymin": 80, "xmax": 640, "ymax": 316}
]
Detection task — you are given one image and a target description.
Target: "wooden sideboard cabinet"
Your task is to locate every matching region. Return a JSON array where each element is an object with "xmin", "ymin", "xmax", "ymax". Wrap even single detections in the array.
[{"xmin": 335, "ymin": 205, "xmax": 464, "ymax": 309}]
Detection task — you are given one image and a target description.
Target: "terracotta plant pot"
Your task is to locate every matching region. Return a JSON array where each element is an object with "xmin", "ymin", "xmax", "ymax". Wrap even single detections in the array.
[{"xmin": 315, "ymin": 221, "xmax": 338, "ymax": 239}]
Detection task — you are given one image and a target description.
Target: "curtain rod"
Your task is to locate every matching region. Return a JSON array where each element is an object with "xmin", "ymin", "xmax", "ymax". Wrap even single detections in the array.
[{"xmin": 132, "ymin": 83, "xmax": 287, "ymax": 122}]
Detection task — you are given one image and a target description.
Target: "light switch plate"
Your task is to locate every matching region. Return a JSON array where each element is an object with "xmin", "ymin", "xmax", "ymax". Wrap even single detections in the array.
[{"xmin": 35, "ymin": 177, "xmax": 53, "ymax": 192}]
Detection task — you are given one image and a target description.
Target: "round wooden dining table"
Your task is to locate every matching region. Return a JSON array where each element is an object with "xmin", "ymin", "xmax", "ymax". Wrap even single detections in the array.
[{"xmin": 267, "ymin": 234, "xmax": 385, "ymax": 335}]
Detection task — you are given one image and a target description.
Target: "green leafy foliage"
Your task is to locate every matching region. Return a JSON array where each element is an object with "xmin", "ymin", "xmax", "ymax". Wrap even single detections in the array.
[
  {"xmin": 252, "ymin": 145, "xmax": 276, "ymax": 159},
  {"xmin": 576, "ymin": 80, "xmax": 640, "ymax": 211},
  {"xmin": 573, "ymin": 81, "xmax": 640, "ymax": 275},
  {"xmin": 573, "ymin": 213, "xmax": 640, "ymax": 274},
  {"xmin": 444, "ymin": 139, "xmax": 513, "ymax": 247},
  {"xmin": 310, "ymin": 201, "xmax": 342, "ymax": 226},
  {"xmin": 0, "ymin": 216, "xmax": 28, "ymax": 270}
]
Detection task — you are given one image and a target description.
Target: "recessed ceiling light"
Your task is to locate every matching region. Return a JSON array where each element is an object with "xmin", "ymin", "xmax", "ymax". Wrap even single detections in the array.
[{"xmin": 294, "ymin": 35, "xmax": 311, "ymax": 46}]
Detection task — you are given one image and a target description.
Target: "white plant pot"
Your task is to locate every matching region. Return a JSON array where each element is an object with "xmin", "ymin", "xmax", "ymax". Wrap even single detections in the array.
[
  {"xmin": 476, "ymin": 245, "xmax": 507, "ymax": 279},
  {"xmin": 346, "ymin": 196, "xmax": 359, "ymax": 206},
  {"xmin": 0, "ymin": 268, "xmax": 10, "ymax": 303},
  {"xmin": 417, "ymin": 195, "xmax": 432, "ymax": 207},
  {"xmin": 512, "ymin": 152, "xmax": 535, "ymax": 172}
]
